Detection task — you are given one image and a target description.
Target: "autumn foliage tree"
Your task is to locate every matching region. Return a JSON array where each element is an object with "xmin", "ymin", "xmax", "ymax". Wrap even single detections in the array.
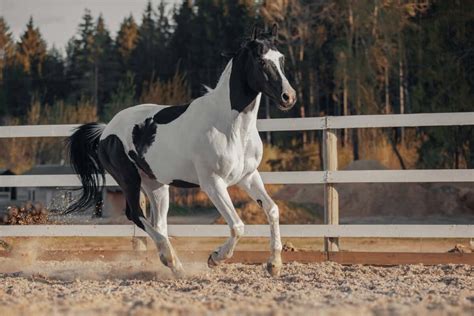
[{"xmin": 0, "ymin": 0, "xmax": 472, "ymax": 170}]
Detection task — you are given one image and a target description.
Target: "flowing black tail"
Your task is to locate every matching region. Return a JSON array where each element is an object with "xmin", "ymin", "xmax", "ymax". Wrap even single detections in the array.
[{"xmin": 65, "ymin": 122, "xmax": 106, "ymax": 213}]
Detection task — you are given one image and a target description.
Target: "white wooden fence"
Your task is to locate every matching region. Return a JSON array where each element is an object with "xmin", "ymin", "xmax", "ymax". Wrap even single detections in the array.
[{"xmin": 1, "ymin": 112, "xmax": 473, "ymax": 251}]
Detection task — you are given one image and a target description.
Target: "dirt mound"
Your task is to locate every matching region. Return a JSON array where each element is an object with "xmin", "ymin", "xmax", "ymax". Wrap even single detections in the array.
[
  {"xmin": 274, "ymin": 160, "xmax": 474, "ymax": 220},
  {"xmin": 0, "ymin": 202, "xmax": 49, "ymax": 225},
  {"xmin": 215, "ymin": 200, "xmax": 322, "ymax": 224}
]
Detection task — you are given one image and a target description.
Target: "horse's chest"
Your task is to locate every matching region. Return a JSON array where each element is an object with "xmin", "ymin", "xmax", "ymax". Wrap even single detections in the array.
[{"xmin": 213, "ymin": 134, "xmax": 262, "ymax": 185}]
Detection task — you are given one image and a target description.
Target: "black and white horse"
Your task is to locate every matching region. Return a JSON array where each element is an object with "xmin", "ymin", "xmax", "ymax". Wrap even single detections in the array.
[{"xmin": 66, "ymin": 25, "xmax": 296, "ymax": 277}]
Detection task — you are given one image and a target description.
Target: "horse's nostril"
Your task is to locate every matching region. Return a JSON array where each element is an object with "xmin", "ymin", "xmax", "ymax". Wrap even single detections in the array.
[{"xmin": 281, "ymin": 93, "xmax": 290, "ymax": 102}]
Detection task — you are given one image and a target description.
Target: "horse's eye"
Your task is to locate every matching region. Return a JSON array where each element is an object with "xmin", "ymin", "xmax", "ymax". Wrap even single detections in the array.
[{"xmin": 259, "ymin": 59, "xmax": 266, "ymax": 66}]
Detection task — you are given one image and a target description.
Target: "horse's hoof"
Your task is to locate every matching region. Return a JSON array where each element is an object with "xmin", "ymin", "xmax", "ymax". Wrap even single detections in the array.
[
  {"xmin": 159, "ymin": 253, "xmax": 169, "ymax": 267},
  {"xmin": 207, "ymin": 251, "xmax": 219, "ymax": 268},
  {"xmin": 266, "ymin": 261, "xmax": 282, "ymax": 277},
  {"xmin": 172, "ymin": 266, "xmax": 185, "ymax": 279}
]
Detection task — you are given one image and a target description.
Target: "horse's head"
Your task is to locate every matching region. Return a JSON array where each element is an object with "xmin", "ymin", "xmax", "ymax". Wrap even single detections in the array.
[{"xmin": 242, "ymin": 24, "xmax": 296, "ymax": 111}]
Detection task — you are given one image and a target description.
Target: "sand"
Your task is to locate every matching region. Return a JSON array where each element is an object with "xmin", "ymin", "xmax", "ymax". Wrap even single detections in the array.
[{"xmin": 0, "ymin": 257, "xmax": 472, "ymax": 316}]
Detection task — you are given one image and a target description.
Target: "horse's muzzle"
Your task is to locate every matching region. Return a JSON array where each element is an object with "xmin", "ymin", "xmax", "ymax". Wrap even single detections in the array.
[{"xmin": 279, "ymin": 87, "xmax": 296, "ymax": 111}]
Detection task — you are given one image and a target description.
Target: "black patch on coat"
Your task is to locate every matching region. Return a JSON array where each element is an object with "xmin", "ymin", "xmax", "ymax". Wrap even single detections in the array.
[
  {"xmin": 131, "ymin": 117, "xmax": 157, "ymax": 178},
  {"xmin": 130, "ymin": 104, "xmax": 190, "ymax": 178},
  {"xmin": 169, "ymin": 180, "xmax": 200, "ymax": 188},
  {"xmin": 98, "ymin": 134, "xmax": 145, "ymax": 230},
  {"xmin": 229, "ymin": 50, "xmax": 259, "ymax": 113},
  {"xmin": 257, "ymin": 199, "xmax": 263, "ymax": 208},
  {"xmin": 132, "ymin": 117, "xmax": 156, "ymax": 156},
  {"xmin": 153, "ymin": 104, "xmax": 190, "ymax": 124},
  {"xmin": 128, "ymin": 150, "xmax": 156, "ymax": 179}
]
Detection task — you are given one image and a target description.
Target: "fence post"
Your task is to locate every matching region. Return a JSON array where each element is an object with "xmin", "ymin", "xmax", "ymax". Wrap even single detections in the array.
[{"xmin": 323, "ymin": 120, "xmax": 340, "ymax": 252}]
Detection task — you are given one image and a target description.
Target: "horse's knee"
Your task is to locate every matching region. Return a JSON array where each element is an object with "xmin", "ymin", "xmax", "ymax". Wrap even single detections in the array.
[{"xmin": 266, "ymin": 203, "xmax": 279, "ymax": 224}]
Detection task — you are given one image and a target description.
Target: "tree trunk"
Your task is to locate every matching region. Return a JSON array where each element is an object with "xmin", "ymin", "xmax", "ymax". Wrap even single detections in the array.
[
  {"xmin": 384, "ymin": 65, "xmax": 390, "ymax": 114},
  {"xmin": 372, "ymin": 1, "xmax": 379, "ymax": 37},
  {"xmin": 352, "ymin": 89, "xmax": 360, "ymax": 161},
  {"xmin": 469, "ymin": 129, "xmax": 474, "ymax": 168},
  {"xmin": 398, "ymin": 32, "xmax": 405, "ymax": 143},
  {"xmin": 388, "ymin": 129, "xmax": 406, "ymax": 169},
  {"xmin": 352, "ymin": 129, "xmax": 359, "ymax": 161},
  {"xmin": 300, "ymin": 105, "xmax": 307, "ymax": 145},
  {"xmin": 94, "ymin": 63, "xmax": 99, "ymax": 110},
  {"xmin": 287, "ymin": 45, "xmax": 306, "ymax": 145},
  {"xmin": 308, "ymin": 70, "xmax": 317, "ymax": 143},
  {"xmin": 399, "ymin": 59, "xmax": 404, "ymax": 116},
  {"xmin": 342, "ymin": 70, "xmax": 349, "ymax": 147},
  {"xmin": 318, "ymin": 130, "xmax": 324, "ymax": 170}
]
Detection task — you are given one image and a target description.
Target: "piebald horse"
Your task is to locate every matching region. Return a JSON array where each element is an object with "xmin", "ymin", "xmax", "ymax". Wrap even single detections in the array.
[{"xmin": 66, "ymin": 25, "xmax": 296, "ymax": 277}]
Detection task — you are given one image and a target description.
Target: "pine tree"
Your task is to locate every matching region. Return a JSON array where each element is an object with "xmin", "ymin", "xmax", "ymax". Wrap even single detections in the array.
[
  {"xmin": 0, "ymin": 17, "xmax": 15, "ymax": 81},
  {"xmin": 154, "ymin": 0, "xmax": 173, "ymax": 79},
  {"xmin": 0, "ymin": 17, "xmax": 15, "ymax": 116},
  {"xmin": 116, "ymin": 15, "xmax": 138, "ymax": 63},
  {"xmin": 6, "ymin": 17, "xmax": 47, "ymax": 117},
  {"xmin": 170, "ymin": 1, "xmax": 195, "ymax": 85},
  {"xmin": 66, "ymin": 10, "xmax": 119, "ymax": 112},
  {"xmin": 408, "ymin": 1, "xmax": 474, "ymax": 168},
  {"xmin": 131, "ymin": 0, "xmax": 157, "ymax": 92},
  {"xmin": 78, "ymin": 9, "xmax": 95, "ymax": 61},
  {"xmin": 170, "ymin": 0, "xmax": 254, "ymax": 96},
  {"xmin": 66, "ymin": 9, "xmax": 96, "ymax": 102},
  {"xmin": 156, "ymin": 1, "xmax": 172, "ymax": 45},
  {"xmin": 92, "ymin": 14, "xmax": 119, "ymax": 111},
  {"xmin": 104, "ymin": 71, "xmax": 135, "ymax": 121},
  {"xmin": 42, "ymin": 47, "xmax": 69, "ymax": 105},
  {"xmin": 16, "ymin": 17, "xmax": 47, "ymax": 75}
]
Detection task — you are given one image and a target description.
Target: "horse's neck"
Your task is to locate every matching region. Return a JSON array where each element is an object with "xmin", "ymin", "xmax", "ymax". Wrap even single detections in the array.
[{"xmin": 211, "ymin": 59, "xmax": 261, "ymax": 136}]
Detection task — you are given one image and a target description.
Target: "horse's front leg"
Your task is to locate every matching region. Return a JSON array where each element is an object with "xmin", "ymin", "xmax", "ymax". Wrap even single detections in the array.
[
  {"xmin": 238, "ymin": 170, "xmax": 282, "ymax": 276},
  {"xmin": 199, "ymin": 175, "xmax": 245, "ymax": 267}
]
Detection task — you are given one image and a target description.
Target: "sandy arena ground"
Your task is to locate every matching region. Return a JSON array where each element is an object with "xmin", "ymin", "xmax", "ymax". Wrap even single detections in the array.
[{"xmin": 0, "ymin": 255, "xmax": 472, "ymax": 316}]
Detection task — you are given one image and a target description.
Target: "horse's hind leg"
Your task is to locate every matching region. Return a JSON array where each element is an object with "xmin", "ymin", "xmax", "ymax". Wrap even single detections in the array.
[
  {"xmin": 98, "ymin": 135, "xmax": 145, "ymax": 230},
  {"xmin": 140, "ymin": 178, "xmax": 184, "ymax": 276},
  {"xmin": 198, "ymin": 174, "xmax": 244, "ymax": 267},
  {"xmin": 98, "ymin": 135, "xmax": 183, "ymax": 276}
]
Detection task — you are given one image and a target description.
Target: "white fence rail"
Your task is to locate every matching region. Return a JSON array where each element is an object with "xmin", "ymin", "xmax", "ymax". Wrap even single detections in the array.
[
  {"xmin": 1, "ymin": 169, "xmax": 474, "ymax": 187},
  {"xmin": 0, "ymin": 224, "xmax": 472, "ymax": 238},
  {"xmin": 1, "ymin": 112, "xmax": 474, "ymax": 246},
  {"xmin": 1, "ymin": 112, "xmax": 473, "ymax": 138}
]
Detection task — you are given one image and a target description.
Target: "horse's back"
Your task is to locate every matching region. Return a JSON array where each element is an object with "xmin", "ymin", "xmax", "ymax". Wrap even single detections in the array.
[
  {"xmin": 101, "ymin": 104, "xmax": 165, "ymax": 144},
  {"xmin": 98, "ymin": 103, "xmax": 198, "ymax": 185}
]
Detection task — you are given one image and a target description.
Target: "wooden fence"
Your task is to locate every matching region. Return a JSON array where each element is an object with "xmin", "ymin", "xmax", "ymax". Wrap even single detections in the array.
[{"xmin": 0, "ymin": 112, "xmax": 473, "ymax": 253}]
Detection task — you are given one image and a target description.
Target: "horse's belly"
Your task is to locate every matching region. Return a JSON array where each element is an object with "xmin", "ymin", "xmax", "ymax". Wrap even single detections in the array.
[{"xmin": 144, "ymin": 138, "xmax": 199, "ymax": 185}]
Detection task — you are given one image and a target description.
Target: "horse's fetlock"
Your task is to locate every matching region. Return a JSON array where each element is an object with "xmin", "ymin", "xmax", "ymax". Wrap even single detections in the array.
[{"xmin": 231, "ymin": 224, "xmax": 245, "ymax": 238}]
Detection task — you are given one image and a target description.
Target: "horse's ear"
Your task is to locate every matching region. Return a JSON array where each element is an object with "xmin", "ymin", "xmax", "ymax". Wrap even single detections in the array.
[
  {"xmin": 271, "ymin": 23, "xmax": 278, "ymax": 40},
  {"xmin": 252, "ymin": 25, "xmax": 260, "ymax": 40}
]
